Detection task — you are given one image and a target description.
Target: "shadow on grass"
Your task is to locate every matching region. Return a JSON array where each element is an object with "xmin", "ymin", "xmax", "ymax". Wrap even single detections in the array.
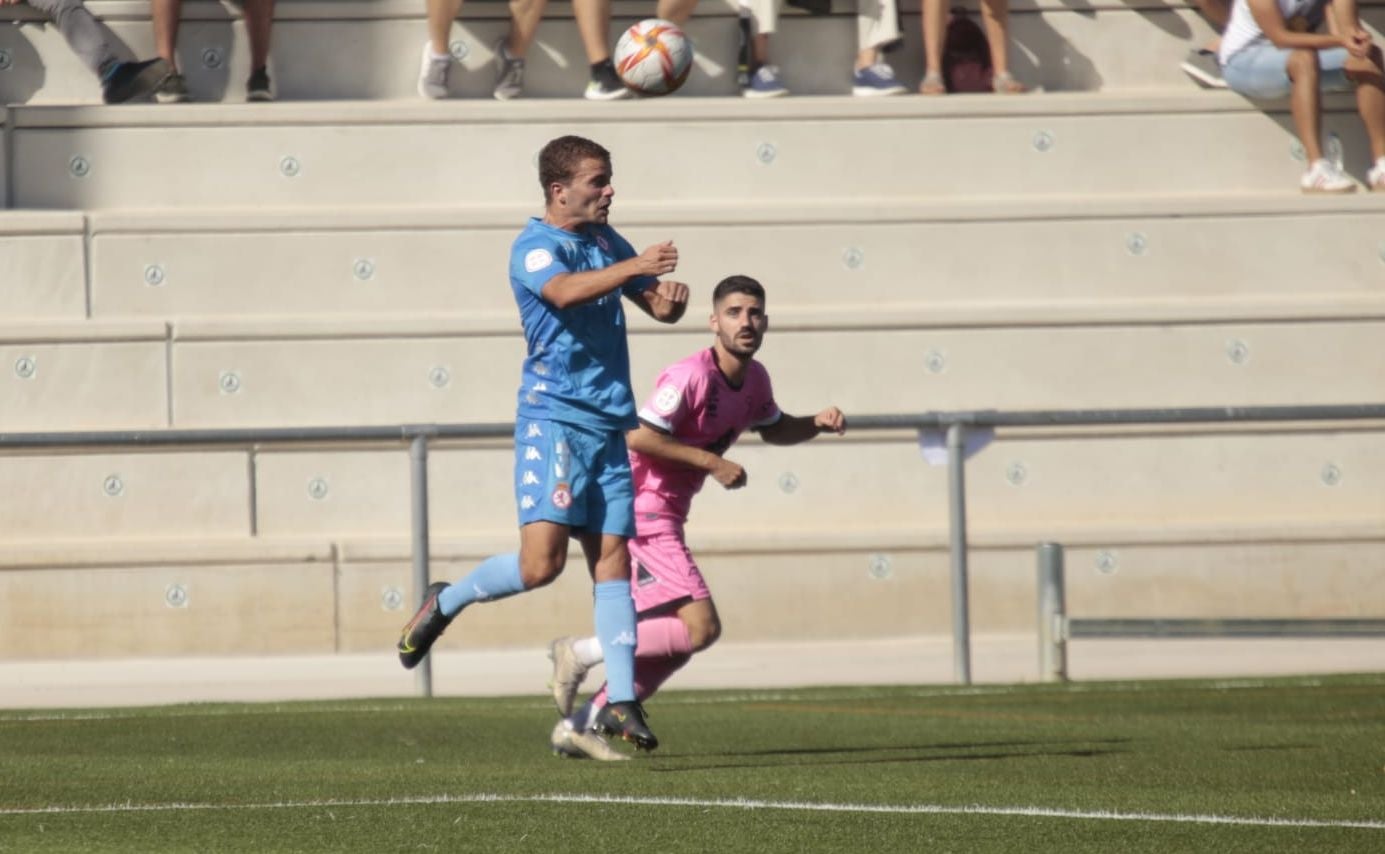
[{"xmin": 650, "ymin": 737, "xmax": 1133, "ymax": 772}]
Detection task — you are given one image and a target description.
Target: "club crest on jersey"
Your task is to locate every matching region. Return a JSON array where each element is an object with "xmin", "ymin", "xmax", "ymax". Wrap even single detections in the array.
[
  {"xmin": 594, "ymin": 234, "xmax": 610, "ymax": 252},
  {"xmin": 551, "ymin": 483, "xmax": 572, "ymax": 509},
  {"xmin": 653, "ymin": 384, "xmax": 681, "ymax": 416},
  {"xmin": 524, "ymin": 248, "xmax": 553, "ymax": 272}
]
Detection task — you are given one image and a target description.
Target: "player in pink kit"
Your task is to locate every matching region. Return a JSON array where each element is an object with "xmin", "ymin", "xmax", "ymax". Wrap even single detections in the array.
[{"xmin": 546, "ymin": 274, "xmax": 847, "ymax": 760}]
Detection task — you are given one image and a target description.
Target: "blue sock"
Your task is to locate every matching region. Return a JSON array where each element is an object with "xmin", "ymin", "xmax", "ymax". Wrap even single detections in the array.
[
  {"xmin": 437, "ymin": 553, "xmax": 524, "ymax": 617},
  {"xmin": 593, "ymin": 580, "xmax": 638, "ymax": 704}
]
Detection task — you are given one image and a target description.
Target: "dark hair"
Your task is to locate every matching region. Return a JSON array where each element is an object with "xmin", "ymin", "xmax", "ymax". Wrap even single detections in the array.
[
  {"xmin": 538, "ymin": 136, "xmax": 611, "ymax": 203},
  {"xmin": 712, "ymin": 275, "xmax": 766, "ymax": 306}
]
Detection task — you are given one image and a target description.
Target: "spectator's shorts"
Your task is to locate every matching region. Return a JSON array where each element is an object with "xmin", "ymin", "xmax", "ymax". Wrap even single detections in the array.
[
  {"xmin": 513, "ymin": 417, "xmax": 635, "ymax": 537},
  {"xmin": 1223, "ymin": 44, "xmax": 1352, "ymax": 99}
]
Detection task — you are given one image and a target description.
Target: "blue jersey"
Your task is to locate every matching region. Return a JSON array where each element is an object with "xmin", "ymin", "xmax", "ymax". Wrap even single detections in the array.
[{"xmin": 509, "ymin": 217, "xmax": 655, "ymax": 432}]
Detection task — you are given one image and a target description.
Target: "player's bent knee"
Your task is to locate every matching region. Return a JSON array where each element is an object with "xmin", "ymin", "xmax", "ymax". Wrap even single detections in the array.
[
  {"xmin": 688, "ymin": 618, "xmax": 722, "ymax": 652},
  {"xmin": 520, "ymin": 558, "xmax": 565, "ymax": 589}
]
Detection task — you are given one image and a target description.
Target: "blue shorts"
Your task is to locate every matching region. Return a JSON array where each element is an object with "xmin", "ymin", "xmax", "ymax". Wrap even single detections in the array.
[
  {"xmin": 1222, "ymin": 44, "xmax": 1352, "ymax": 99},
  {"xmin": 513, "ymin": 417, "xmax": 636, "ymax": 538}
]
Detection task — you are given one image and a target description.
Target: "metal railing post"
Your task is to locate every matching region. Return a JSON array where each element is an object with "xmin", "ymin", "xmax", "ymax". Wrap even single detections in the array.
[
  {"xmin": 1037, "ymin": 542, "xmax": 1068, "ymax": 682},
  {"xmin": 946, "ymin": 422, "xmax": 972, "ymax": 685},
  {"xmin": 409, "ymin": 434, "xmax": 433, "ymax": 698}
]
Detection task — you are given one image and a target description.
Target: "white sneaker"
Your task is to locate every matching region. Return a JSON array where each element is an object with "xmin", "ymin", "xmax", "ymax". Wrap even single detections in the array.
[
  {"xmin": 550, "ymin": 719, "xmax": 630, "ymax": 761},
  {"xmin": 418, "ymin": 43, "xmax": 451, "ymax": 99},
  {"xmin": 547, "ymin": 636, "xmax": 590, "ymax": 717},
  {"xmin": 1300, "ymin": 158, "xmax": 1356, "ymax": 194},
  {"xmin": 1368, "ymin": 157, "xmax": 1385, "ymax": 191}
]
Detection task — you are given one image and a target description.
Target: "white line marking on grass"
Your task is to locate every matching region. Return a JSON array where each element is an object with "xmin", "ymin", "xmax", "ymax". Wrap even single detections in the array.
[{"xmin": 2, "ymin": 794, "xmax": 1383, "ymax": 830}]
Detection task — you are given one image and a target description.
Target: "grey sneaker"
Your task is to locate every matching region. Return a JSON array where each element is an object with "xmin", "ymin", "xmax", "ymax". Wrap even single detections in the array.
[
  {"xmin": 547, "ymin": 636, "xmax": 590, "ymax": 716},
  {"xmin": 551, "ymin": 719, "xmax": 629, "ymax": 761},
  {"xmin": 418, "ymin": 42, "xmax": 451, "ymax": 99},
  {"xmin": 154, "ymin": 72, "xmax": 190, "ymax": 103},
  {"xmin": 1180, "ymin": 48, "xmax": 1227, "ymax": 89},
  {"xmin": 493, "ymin": 39, "xmax": 525, "ymax": 101}
]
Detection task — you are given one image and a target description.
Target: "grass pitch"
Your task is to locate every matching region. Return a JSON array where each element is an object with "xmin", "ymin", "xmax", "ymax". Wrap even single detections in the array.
[{"xmin": 2, "ymin": 674, "xmax": 1384, "ymax": 852}]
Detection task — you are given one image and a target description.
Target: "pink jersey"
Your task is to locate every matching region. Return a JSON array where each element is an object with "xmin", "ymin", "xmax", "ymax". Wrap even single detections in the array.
[{"xmin": 630, "ymin": 347, "xmax": 781, "ymax": 528}]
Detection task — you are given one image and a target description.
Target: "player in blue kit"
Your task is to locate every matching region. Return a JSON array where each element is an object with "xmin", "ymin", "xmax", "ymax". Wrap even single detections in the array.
[{"xmin": 397, "ymin": 135, "xmax": 688, "ymax": 750}]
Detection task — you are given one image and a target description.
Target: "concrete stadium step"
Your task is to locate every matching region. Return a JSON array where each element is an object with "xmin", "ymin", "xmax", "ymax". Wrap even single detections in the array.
[
  {"xmin": 9, "ymin": 92, "xmax": 1384, "ymax": 208},
  {"xmin": 2, "ymin": 427, "xmax": 1382, "ymax": 540},
  {"xmin": 6, "ymin": 195, "xmax": 1384, "ymax": 325},
  {"xmin": 0, "ymin": 0, "xmax": 1245, "ymax": 104},
  {"xmin": 1, "ymin": 314, "xmax": 1381, "ymax": 429},
  {"xmin": 49, "ymin": 196, "xmax": 1385, "ymax": 324},
  {"xmin": 2, "ymin": 523, "xmax": 1383, "ymax": 659}
]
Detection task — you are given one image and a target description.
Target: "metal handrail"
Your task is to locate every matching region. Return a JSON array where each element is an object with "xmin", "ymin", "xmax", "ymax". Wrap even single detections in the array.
[{"xmin": 3, "ymin": 402, "xmax": 1383, "ymax": 694}]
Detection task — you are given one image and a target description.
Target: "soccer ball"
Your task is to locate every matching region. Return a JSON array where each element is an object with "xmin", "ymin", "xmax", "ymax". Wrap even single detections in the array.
[{"xmin": 613, "ymin": 19, "xmax": 694, "ymax": 96}]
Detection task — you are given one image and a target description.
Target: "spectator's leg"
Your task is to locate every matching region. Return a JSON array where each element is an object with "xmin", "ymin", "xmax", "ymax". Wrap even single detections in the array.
[
  {"xmin": 919, "ymin": 0, "xmax": 944, "ymax": 92},
  {"xmin": 152, "ymin": 0, "xmax": 181, "ymax": 67},
  {"xmin": 243, "ymin": 0, "xmax": 274, "ymax": 72},
  {"xmin": 427, "ymin": 0, "xmax": 464, "ymax": 56},
  {"xmin": 854, "ymin": 0, "xmax": 899, "ymax": 71},
  {"xmin": 656, "ymin": 0, "xmax": 698, "ymax": 26},
  {"xmin": 572, "ymin": 0, "xmax": 611, "ymax": 63},
  {"xmin": 979, "ymin": 0, "xmax": 1011, "ymax": 78},
  {"xmin": 29, "ymin": 0, "xmax": 116, "ymax": 76},
  {"xmin": 1189, "ymin": 0, "xmax": 1228, "ymax": 51},
  {"xmin": 1286, "ymin": 48, "xmax": 1324, "ymax": 162},
  {"xmin": 1355, "ymin": 71, "xmax": 1385, "ymax": 161},
  {"xmin": 752, "ymin": 32, "xmax": 770, "ymax": 66},
  {"xmin": 504, "ymin": 0, "xmax": 548, "ymax": 57}
]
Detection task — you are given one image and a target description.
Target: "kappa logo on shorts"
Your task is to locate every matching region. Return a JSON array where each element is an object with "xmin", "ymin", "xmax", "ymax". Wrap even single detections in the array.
[
  {"xmin": 522, "ymin": 471, "xmax": 541, "ymax": 486},
  {"xmin": 525, "ymin": 446, "xmax": 542, "ymax": 461},
  {"xmin": 520, "ymin": 496, "xmax": 537, "ymax": 510},
  {"xmin": 635, "ymin": 561, "xmax": 658, "ymax": 587},
  {"xmin": 526, "ymin": 423, "xmax": 543, "ymax": 439},
  {"xmin": 551, "ymin": 483, "xmax": 572, "ymax": 509},
  {"xmin": 524, "ymin": 248, "xmax": 553, "ymax": 273}
]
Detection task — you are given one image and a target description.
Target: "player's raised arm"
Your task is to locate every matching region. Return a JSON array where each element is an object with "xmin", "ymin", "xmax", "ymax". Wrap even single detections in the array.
[
  {"xmin": 627, "ymin": 422, "xmax": 747, "ymax": 489},
  {"xmin": 758, "ymin": 406, "xmax": 847, "ymax": 446},
  {"xmin": 541, "ymin": 242, "xmax": 679, "ymax": 309},
  {"xmin": 630, "ymin": 278, "xmax": 690, "ymax": 324}
]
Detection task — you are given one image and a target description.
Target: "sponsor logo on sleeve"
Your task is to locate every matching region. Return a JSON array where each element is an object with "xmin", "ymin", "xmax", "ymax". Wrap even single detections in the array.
[
  {"xmin": 653, "ymin": 384, "xmax": 681, "ymax": 416},
  {"xmin": 524, "ymin": 248, "xmax": 554, "ymax": 273}
]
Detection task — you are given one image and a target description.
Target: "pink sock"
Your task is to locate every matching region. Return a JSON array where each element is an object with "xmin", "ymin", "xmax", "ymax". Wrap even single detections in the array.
[
  {"xmin": 589, "ymin": 616, "xmax": 696, "ymax": 709},
  {"xmin": 591, "ymin": 653, "xmax": 692, "ymax": 708},
  {"xmin": 635, "ymin": 615, "xmax": 694, "ymax": 659}
]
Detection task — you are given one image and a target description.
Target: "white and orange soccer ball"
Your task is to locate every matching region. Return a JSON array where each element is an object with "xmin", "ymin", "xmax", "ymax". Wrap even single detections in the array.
[{"xmin": 612, "ymin": 19, "xmax": 694, "ymax": 96}]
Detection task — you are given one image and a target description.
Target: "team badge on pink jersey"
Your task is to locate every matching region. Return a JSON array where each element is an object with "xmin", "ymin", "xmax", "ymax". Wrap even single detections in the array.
[{"xmin": 631, "ymin": 348, "xmax": 780, "ymax": 525}]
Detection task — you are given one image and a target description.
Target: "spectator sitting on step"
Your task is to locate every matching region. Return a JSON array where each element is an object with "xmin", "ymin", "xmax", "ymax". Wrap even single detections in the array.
[
  {"xmin": 655, "ymin": 0, "xmax": 906, "ymax": 98},
  {"xmin": 150, "ymin": 0, "xmax": 275, "ymax": 102},
  {"xmin": 1218, "ymin": 0, "xmax": 1385, "ymax": 192},
  {"xmin": 3, "ymin": 0, "xmax": 171, "ymax": 102},
  {"xmin": 919, "ymin": 0, "xmax": 1028, "ymax": 94},
  {"xmin": 417, "ymin": 0, "xmax": 544, "ymax": 100},
  {"xmin": 1180, "ymin": 0, "xmax": 1232, "ymax": 88}
]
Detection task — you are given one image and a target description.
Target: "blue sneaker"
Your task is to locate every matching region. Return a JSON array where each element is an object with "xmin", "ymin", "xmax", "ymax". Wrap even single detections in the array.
[
  {"xmin": 852, "ymin": 62, "xmax": 906, "ymax": 97},
  {"xmin": 742, "ymin": 65, "xmax": 788, "ymax": 99}
]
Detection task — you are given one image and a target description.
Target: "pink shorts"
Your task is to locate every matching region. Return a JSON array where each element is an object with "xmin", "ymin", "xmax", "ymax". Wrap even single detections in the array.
[{"xmin": 628, "ymin": 529, "xmax": 711, "ymax": 614}]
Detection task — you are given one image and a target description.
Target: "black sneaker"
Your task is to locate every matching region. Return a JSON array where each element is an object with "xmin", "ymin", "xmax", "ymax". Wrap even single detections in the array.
[
  {"xmin": 397, "ymin": 581, "xmax": 453, "ymax": 669},
  {"xmin": 247, "ymin": 67, "xmax": 274, "ymax": 102},
  {"xmin": 101, "ymin": 58, "xmax": 172, "ymax": 104},
  {"xmin": 584, "ymin": 60, "xmax": 631, "ymax": 101},
  {"xmin": 155, "ymin": 72, "xmax": 191, "ymax": 103},
  {"xmin": 593, "ymin": 700, "xmax": 658, "ymax": 750}
]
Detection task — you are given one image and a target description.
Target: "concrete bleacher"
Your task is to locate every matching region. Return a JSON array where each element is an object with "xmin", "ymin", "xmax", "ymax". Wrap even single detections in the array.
[{"xmin": 1, "ymin": 0, "xmax": 1384, "ymax": 692}]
